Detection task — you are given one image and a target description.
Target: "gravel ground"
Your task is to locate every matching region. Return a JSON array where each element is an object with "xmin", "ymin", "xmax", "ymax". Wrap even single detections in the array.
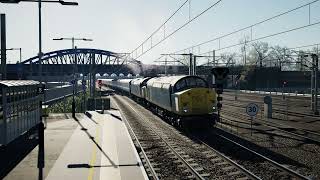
[
  {"xmin": 219, "ymin": 107, "xmax": 319, "ymax": 179},
  {"xmin": 197, "ymin": 130, "xmax": 298, "ymax": 179},
  {"xmin": 113, "ymin": 95, "xmax": 250, "ymax": 179},
  {"xmin": 113, "ymin": 95, "xmax": 195, "ymax": 179},
  {"xmin": 112, "ymin": 94, "xmax": 307, "ymax": 179}
]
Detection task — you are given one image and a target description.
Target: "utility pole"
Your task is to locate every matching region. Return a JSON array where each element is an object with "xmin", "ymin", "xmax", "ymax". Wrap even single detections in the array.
[
  {"xmin": 164, "ymin": 55, "xmax": 167, "ymax": 76},
  {"xmin": 212, "ymin": 50, "xmax": 215, "ymax": 67},
  {"xmin": 72, "ymin": 46, "xmax": 76, "ymax": 118},
  {"xmin": 1, "ymin": 14, "xmax": 6, "ymax": 80},
  {"xmin": 312, "ymin": 54, "xmax": 319, "ymax": 115},
  {"xmin": 189, "ymin": 53, "xmax": 193, "ymax": 75},
  {"xmin": 244, "ymin": 39, "xmax": 247, "ymax": 66},
  {"xmin": 193, "ymin": 56, "xmax": 197, "ymax": 75}
]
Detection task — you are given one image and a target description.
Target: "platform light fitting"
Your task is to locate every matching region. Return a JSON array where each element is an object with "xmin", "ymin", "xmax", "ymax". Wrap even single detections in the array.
[{"xmin": 0, "ymin": 0, "xmax": 78, "ymax": 5}]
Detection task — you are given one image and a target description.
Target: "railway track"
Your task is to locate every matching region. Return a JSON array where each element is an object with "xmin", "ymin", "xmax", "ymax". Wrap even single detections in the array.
[
  {"xmin": 222, "ymin": 96, "xmax": 315, "ymax": 118},
  {"xmin": 221, "ymin": 102, "xmax": 320, "ymax": 144},
  {"xmin": 112, "ymin": 95, "xmax": 258, "ymax": 180},
  {"xmin": 113, "ymin": 96, "xmax": 208, "ymax": 179},
  {"xmin": 111, "ymin": 94, "xmax": 314, "ymax": 179},
  {"xmin": 222, "ymin": 92, "xmax": 314, "ymax": 117},
  {"xmin": 118, "ymin": 104, "xmax": 160, "ymax": 180},
  {"xmin": 195, "ymin": 129, "xmax": 311, "ymax": 180},
  {"xmin": 224, "ymin": 90, "xmax": 311, "ymax": 102}
]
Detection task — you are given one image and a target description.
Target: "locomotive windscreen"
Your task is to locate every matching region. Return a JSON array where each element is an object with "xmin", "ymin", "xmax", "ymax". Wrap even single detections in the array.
[{"xmin": 174, "ymin": 77, "xmax": 207, "ymax": 92}]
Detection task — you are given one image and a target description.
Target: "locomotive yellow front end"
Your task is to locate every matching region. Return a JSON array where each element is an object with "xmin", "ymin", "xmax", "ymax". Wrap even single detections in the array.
[{"xmin": 172, "ymin": 87, "xmax": 217, "ymax": 116}]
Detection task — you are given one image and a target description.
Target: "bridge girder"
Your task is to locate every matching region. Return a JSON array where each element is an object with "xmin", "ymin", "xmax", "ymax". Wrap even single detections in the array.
[{"xmin": 21, "ymin": 48, "xmax": 140, "ymax": 66}]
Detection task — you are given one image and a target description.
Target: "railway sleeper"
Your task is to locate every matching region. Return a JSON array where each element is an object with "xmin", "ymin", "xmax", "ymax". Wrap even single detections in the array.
[
  {"xmin": 141, "ymin": 158, "xmax": 155, "ymax": 163},
  {"xmin": 236, "ymin": 177, "xmax": 250, "ymax": 180},
  {"xmin": 185, "ymin": 158, "xmax": 195, "ymax": 162},
  {"xmin": 205, "ymin": 154, "xmax": 218, "ymax": 158},
  {"xmin": 181, "ymin": 154, "xmax": 190, "ymax": 158},
  {"xmin": 217, "ymin": 161, "xmax": 231, "ymax": 166},
  {"xmin": 222, "ymin": 166, "xmax": 238, "ymax": 172},
  {"xmin": 200, "ymin": 173, "xmax": 211, "ymax": 177},
  {"xmin": 192, "ymin": 167, "xmax": 205, "ymax": 172},
  {"xmin": 173, "ymin": 159, "xmax": 183, "ymax": 164},
  {"xmin": 210, "ymin": 158, "xmax": 224, "ymax": 163},
  {"xmin": 227, "ymin": 171, "xmax": 243, "ymax": 176}
]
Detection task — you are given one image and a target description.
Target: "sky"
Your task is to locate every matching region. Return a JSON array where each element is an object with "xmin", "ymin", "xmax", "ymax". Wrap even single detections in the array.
[{"xmin": 0, "ymin": 0, "xmax": 320, "ymax": 65}]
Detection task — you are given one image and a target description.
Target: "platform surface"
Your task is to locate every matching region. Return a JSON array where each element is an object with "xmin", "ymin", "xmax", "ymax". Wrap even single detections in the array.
[{"xmin": 45, "ymin": 111, "xmax": 148, "ymax": 180}]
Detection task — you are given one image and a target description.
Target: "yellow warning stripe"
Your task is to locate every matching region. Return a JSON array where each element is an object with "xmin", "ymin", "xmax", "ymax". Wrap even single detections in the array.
[{"xmin": 88, "ymin": 120, "xmax": 100, "ymax": 180}]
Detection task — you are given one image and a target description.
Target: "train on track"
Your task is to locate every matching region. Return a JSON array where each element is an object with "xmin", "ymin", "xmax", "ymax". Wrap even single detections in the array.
[{"xmin": 99, "ymin": 75, "xmax": 218, "ymax": 128}]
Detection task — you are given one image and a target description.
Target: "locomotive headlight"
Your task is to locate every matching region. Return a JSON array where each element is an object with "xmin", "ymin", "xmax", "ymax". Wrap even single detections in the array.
[
  {"xmin": 183, "ymin": 106, "xmax": 188, "ymax": 113},
  {"xmin": 212, "ymin": 106, "xmax": 216, "ymax": 110}
]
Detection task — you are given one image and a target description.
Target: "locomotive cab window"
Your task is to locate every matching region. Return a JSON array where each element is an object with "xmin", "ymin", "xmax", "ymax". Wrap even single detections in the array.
[{"xmin": 174, "ymin": 77, "xmax": 207, "ymax": 92}]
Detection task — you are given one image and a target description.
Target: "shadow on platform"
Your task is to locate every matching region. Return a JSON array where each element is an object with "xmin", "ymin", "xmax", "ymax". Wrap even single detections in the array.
[
  {"xmin": 67, "ymin": 162, "xmax": 140, "ymax": 169},
  {"xmin": 73, "ymin": 116, "xmax": 117, "ymax": 168}
]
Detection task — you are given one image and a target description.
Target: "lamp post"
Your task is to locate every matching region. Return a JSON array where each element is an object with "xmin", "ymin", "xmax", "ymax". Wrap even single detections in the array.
[
  {"xmin": 0, "ymin": 0, "xmax": 78, "ymax": 82},
  {"xmin": 53, "ymin": 37, "xmax": 92, "ymax": 118},
  {"xmin": 0, "ymin": 1, "xmax": 78, "ymax": 180},
  {"xmin": 53, "ymin": 37, "xmax": 93, "ymax": 49}
]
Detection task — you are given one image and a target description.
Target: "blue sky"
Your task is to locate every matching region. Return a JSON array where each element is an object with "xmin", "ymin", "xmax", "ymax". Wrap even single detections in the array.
[{"xmin": 1, "ymin": 0, "xmax": 320, "ymax": 64}]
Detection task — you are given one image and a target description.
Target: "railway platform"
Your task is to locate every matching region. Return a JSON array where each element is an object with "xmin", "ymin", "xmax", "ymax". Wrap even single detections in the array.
[
  {"xmin": 46, "ymin": 110, "xmax": 148, "ymax": 180},
  {"xmin": 3, "ymin": 111, "xmax": 148, "ymax": 180}
]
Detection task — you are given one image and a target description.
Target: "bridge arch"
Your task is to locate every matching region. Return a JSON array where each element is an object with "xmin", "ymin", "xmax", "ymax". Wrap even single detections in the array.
[{"xmin": 19, "ymin": 48, "xmax": 143, "ymax": 77}]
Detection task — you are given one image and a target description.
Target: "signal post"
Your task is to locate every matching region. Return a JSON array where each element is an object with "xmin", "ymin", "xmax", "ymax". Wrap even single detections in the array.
[{"xmin": 211, "ymin": 67, "xmax": 229, "ymax": 124}]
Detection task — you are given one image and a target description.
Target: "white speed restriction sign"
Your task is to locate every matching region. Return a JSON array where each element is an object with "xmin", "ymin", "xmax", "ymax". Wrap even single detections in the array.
[{"xmin": 246, "ymin": 103, "xmax": 259, "ymax": 116}]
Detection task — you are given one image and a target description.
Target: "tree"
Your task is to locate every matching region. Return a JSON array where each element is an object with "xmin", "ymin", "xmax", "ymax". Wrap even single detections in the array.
[
  {"xmin": 220, "ymin": 52, "xmax": 237, "ymax": 66},
  {"xmin": 268, "ymin": 45, "xmax": 287, "ymax": 69},
  {"xmin": 251, "ymin": 42, "xmax": 270, "ymax": 67}
]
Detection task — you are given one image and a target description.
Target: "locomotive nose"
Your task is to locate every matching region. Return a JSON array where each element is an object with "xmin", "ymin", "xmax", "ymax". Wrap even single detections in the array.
[{"xmin": 180, "ymin": 88, "xmax": 215, "ymax": 115}]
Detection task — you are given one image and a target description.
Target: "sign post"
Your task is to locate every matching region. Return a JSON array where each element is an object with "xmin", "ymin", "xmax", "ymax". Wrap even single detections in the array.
[
  {"xmin": 98, "ymin": 79, "xmax": 102, "ymax": 97},
  {"xmin": 82, "ymin": 80, "xmax": 86, "ymax": 112},
  {"xmin": 246, "ymin": 103, "xmax": 259, "ymax": 136}
]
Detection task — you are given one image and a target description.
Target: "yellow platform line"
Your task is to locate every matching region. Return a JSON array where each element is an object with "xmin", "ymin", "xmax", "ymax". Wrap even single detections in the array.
[{"xmin": 88, "ymin": 121, "xmax": 100, "ymax": 180}]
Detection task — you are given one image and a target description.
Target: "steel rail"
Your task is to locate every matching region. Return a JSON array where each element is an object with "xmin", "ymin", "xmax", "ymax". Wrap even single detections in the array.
[
  {"xmin": 112, "ymin": 98, "xmax": 160, "ymax": 180},
  {"xmin": 115, "ymin": 96, "xmax": 206, "ymax": 180},
  {"xmin": 213, "ymin": 130, "xmax": 311, "ymax": 180},
  {"xmin": 223, "ymin": 101, "xmax": 317, "ymax": 118},
  {"xmin": 221, "ymin": 105, "xmax": 320, "ymax": 144},
  {"xmin": 187, "ymin": 132, "xmax": 262, "ymax": 180}
]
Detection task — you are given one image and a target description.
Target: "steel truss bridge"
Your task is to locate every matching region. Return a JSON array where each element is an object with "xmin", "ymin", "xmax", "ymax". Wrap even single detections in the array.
[{"xmin": 7, "ymin": 48, "xmax": 143, "ymax": 79}]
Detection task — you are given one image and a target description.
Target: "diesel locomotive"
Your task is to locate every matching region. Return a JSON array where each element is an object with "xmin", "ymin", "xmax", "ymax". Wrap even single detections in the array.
[{"xmin": 100, "ymin": 75, "xmax": 218, "ymax": 127}]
